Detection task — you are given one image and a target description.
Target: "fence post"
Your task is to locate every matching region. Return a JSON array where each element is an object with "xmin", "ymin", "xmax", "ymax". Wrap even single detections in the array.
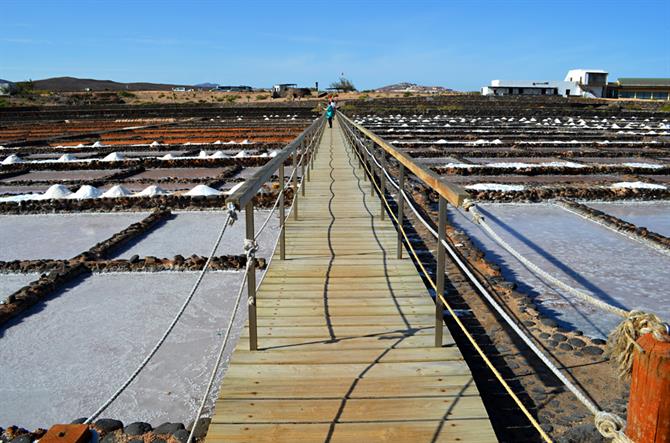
[
  {"xmin": 301, "ymin": 142, "xmax": 306, "ymax": 196},
  {"xmin": 292, "ymin": 146, "xmax": 299, "ymax": 221},
  {"xmin": 626, "ymin": 333, "xmax": 670, "ymax": 442},
  {"xmin": 435, "ymin": 196, "xmax": 446, "ymax": 347},
  {"xmin": 379, "ymin": 152, "xmax": 386, "ymax": 220},
  {"xmin": 397, "ymin": 164, "xmax": 405, "ymax": 259},
  {"xmin": 369, "ymin": 142, "xmax": 376, "ymax": 197},
  {"xmin": 279, "ymin": 163, "xmax": 285, "ymax": 260},
  {"xmin": 245, "ymin": 201, "xmax": 258, "ymax": 351}
]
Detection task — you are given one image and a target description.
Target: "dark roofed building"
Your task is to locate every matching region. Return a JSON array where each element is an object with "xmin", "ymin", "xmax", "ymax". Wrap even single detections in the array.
[{"xmin": 606, "ymin": 78, "xmax": 670, "ymax": 100}]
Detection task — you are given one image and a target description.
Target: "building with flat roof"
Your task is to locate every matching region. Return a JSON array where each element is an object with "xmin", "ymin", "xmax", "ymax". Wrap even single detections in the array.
[
  {"xmin": 481, "ymin": 69, "xmax": 608, "ymax": 98},
  {"xmin": 606, "ymin": 78, "xmax": 670, "ymax": 100}
]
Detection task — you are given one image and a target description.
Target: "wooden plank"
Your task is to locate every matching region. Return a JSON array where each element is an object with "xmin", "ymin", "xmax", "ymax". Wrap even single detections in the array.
[{"xmin": 206, "ymin": 118, "xmax": 495, "ymax": 442}]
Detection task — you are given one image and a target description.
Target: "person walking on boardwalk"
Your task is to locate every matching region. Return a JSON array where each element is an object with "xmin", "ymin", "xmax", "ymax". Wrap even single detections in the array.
[{"xmin": 326, "ymin": 100, "xmax": 335, "ymax": 128}]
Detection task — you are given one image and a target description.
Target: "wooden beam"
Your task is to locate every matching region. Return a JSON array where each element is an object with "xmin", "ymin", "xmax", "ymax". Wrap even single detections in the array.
[{"xmin": 339, "ymin": 113, "xmax": 469, "ymax": 207}]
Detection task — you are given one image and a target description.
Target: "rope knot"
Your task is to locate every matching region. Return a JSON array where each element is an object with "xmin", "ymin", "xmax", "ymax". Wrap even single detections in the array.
[
  {"xmin": 244, "ymin": 239, "xmax": 259, "ymax": 260},
  {"xmin": 226, "ymin": 203, "xmax": 238, "ymax": 225},
  {"xmin": 608, "ymin": 309, "xmax": 670, "ymax": 379},
  {"xmin": 595, "ymin": 411, "xmax": 631, "ymax": 442}
]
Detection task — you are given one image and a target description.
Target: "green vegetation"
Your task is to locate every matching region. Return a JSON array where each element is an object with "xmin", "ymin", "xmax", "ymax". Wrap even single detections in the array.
[
  {"xmin": 226, "ymin": 94, "xmax": 241, "ymax": 103},
  {"xmin": 403, "ymin": 91, "xmax": 413, "ymax": 97},
  {"xmin": 256, "ymin": 94, "xmax": 268, "ymax": 100},
  {"xmin": 358, "ymin": 94, "xmax": 370, "ymax": 100},
  {"xmin": 0, "ymin": 98, "xmax": 8, "ymax": 107},
  {"xmin": 118, "ymin": 91, "xmax": 137, "ymax": 98},
  {"xmin": 330, "ymin": 77, "xmax": 356, "ymax": 92},
  {"xmin": 660, "ymin": 103, "xmax": 670, "ymax": 112}
]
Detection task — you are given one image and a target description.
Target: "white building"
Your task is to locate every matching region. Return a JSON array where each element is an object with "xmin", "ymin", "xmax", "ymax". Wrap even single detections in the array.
[
  {"xmin": 481, "ymin": 69, "xmax": 608, "ymax": 98},
  {"xmin": 0, "ymin": 79, "xmax": 18, "ymax": 96}
]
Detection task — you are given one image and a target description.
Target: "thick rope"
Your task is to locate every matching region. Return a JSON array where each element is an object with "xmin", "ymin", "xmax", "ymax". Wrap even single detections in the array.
[
  {"xmin": 186, "ymin": 244, "xmax": 256, "ymax": 443},
  {"xmin": 608, "ymin": 310, "xmax": 670, "ymax": 379},
  {"xmin": 84, "ymin": 203, "xmax": 238, "ymax": 423},
  {"xmin": 340, "ymin": 119, "xmax": 641, "ymax": 443}
]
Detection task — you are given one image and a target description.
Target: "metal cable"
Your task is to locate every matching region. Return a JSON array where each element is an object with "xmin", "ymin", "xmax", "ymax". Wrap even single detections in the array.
[
  {"xmin": 84, "ymin": 203, "xmax": 238, "ymax": 424},
  {"xmin": 342, "ymin": 119, "xmax": 633, "ymax": 442}
]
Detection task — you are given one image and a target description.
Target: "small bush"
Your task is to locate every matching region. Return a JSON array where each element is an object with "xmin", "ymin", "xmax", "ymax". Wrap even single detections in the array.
[
  {"xmin": 256, "ymin": 94, "xmax": 269, "ymax": 100},
  {"xmin": 0, "ymin": 98, "xmax": 8, "ymax": 107},
  {"xmin": 661, "ymin": 103, "xmax": 670, "ymax": 112},
  {"xmin": 226, "ymin": 94, "xmax": 240, "ymax": 103},
  {"xmin": 118, "ymin": 91, "xmax": 136, "ymax": 98},
  {"xmin": 403, "ymin": 91, "xmax": 413, "ymax": 97},
  {"xmin": 358, "ymin": 94, "xmax": 369, "ymax": 100}
]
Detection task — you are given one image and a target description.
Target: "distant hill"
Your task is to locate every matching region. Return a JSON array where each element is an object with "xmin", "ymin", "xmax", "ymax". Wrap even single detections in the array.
[
  {"xmin": 193, "ymin": 82, "xmax": 219, "ymax": 89},
  {"xmin": 375, "ymin": 82, "xmax": 450, "ymax": 93},
  {"xmin": 29, "ymin": 77, "xmax": 190, "ymax": 92}
]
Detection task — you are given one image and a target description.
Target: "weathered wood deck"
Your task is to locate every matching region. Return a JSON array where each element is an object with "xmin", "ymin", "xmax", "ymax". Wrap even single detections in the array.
[{"xmin": 207, "ymin": 120, "xmax": 497, "ymax": 442}]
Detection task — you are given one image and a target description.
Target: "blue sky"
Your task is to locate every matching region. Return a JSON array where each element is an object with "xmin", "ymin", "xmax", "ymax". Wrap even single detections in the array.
[{"xmin": 1, "ymin": 0, "xmax": 669, "ymax": 91}]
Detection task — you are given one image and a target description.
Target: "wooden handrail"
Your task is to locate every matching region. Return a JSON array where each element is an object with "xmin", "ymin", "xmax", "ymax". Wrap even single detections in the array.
[
  {"xmin": 226, "ymin": 115, "xmax": 325, "ymax": 209},
  {"xmin": 339, "ymin": 112, "xmax": 469, "ymax": 207}
]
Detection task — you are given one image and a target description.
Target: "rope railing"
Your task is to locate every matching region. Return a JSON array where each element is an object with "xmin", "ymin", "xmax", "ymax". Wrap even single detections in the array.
[
  {"xmin": 338, "ymin": 113, "xmax": 659, "ymax": 443},
  {"xmin": 82, "ymin": 115, "xmax": 325, "ymax": 436}
]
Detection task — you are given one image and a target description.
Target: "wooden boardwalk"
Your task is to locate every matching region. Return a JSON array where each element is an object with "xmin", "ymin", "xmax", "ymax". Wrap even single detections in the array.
[{"xmin": 207, "ymin": 120, "xmax": 497, "ymax": 442}]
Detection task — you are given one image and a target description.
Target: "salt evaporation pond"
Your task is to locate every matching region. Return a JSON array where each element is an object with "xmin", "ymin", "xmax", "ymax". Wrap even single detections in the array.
[
  {"xmin": 448, "ymin": 203, "xmax": 670, "ymax": 338},
  {"xmin": 115, "ymin": 210, "xmax": 279, "ymax": 259},
  {"xmin": 0, "ymin": 213, "xmax": 149, "ymax": 260},
  {"xmin": 0, "ymin": 273, "xmax": 40, "ymax": 298},
  {"xmin": 0, "ymin": 271, "xmax": 253, "ymax": 428},
  {"xmin": 585, "ymin": 201, "xmax": 670, "ymax": 237}
]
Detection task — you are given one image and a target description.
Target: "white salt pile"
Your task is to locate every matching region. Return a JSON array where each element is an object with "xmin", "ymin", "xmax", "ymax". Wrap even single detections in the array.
[
  {"xmin": 268, "ymin": 150, "xmax": 281, "ymax": 158},
  {"xmin": 465, "ymin": 183, "xmax": 526, "ymax": 192},
  {"xmin": 101, "ymin": 185, "xmax": 132, "ymax": 198},
  {"xmin": 240, "ymin": 139, "xmax": 252, "ymax": 145},
  {"xmin": 213, "ymin": 140, "xmax": 222, "ymax": 145},
  {"xmin": 102, "ymin": 152, "xmax": 125, "ymax": 162},
  {"xmin": 150, "ymin": 141, "xmax": 161, "ymax": 147},
  {"xmin": 620, "ymin": 162, "xmax": 663, "ymax": 169},
  {"xmin": 185, "ymin": 184, "xmax": 220, "ymax": 196},
  {"xmin": 91, "ymin": 141, "xmax": 106, "ymax": 148},
  {"xmin": 1, "ymin": 154, "xmax": 24, "ymax": 165},
  {"xmin": 226, "ymin": 182, "xmax": 245, "ymax": 195},
  {"xmin": 610, "ymin": 182, "xmax": 667, "ymax": 190},
  {"xmin": 159, "ymin": 153, "xmax": 176, "ymax": 160},
  {"xmin": 234, "ymin": 150, "xmax": 249, "ymax": 158},
  {"xmin": 198, "ymin": 150, "xmax": 209, "ymax": 158},
  {"xmin": 435, "ymin": 139, "xmax": 448, "ymax": 144},
  {"xmin": 42, "ymin": 184, "xmax": 73, "ymax": 199},
  {"xmin": 136, "ymin": 185, "xmax": 168, "ymax": 197},
  {"xmin": 70, "ymin": 185, "xmax": 102, "ymax": 199},
  {"xmin": 58, "ymin": 154, "xmax": 77, "ymax": 162},
  {"xmin": 209, "ymin": 151, "xmax": 228, "ymax": 159}
]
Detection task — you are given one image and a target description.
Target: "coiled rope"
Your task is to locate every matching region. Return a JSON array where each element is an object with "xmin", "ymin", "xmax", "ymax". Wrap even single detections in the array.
[
  {"xmin": 341, "ymin": 119, "xmax": 663, "ymax": 443},
  {"xmin": 84, "ymin": 203, "xmax": 239, "ymax": 424}
]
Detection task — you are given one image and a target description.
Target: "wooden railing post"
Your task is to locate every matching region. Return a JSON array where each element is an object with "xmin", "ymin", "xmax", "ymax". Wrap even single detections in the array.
[
  {"xmin": 369, "ymin": 142, "xmax": 376, "ymax": 197},
  {"xmin": 397, "ymin": 164, "xmax": 405, "ymax": 259},
  {"xmin": 379, "ymin": 152, "xmax": 386, "ymax": 220},
  {"xmin": 301, "ymin": 143, "xmax": 306, "ymax": 197},
  {"xmin": 626, "ymin": 333, "xmax": 670, "ymax": 442},
  {"xmin": 279, "ymin": 162, "xmax": 285, "ymax": 260},
  {"xmin": 292, "ymin": 147, "xmax": 299, "ymax": 221},
  {"xmin": 245, "ymin": 201, "xmax": 258, "ymax": 351},
  {"xmin": 435, "ymin": 196, "xmax": 446, "ymax": 347}
]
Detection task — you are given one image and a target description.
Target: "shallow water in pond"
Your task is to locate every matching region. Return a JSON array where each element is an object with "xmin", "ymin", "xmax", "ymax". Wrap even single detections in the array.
[
  {"xmin": 0, "ymin": 271, "xmax": 256, "ymax": 429},
  {"xmin": 585, "ymin": 201, "xmax": 670, "ymax": 237},
  {"xmin": 448, "ymin": 203, "xmax": 670, "ymax": 338}
]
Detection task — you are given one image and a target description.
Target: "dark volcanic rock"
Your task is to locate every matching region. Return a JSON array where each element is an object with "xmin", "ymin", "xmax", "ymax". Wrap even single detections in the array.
[
  {"xmin": 583, "ymin": 346, "xmax": 604, "ymax": 356},
  {"xmin": 540, "ymin": 317, "xmax": 558, "ymax": 328},
  {"xmin": 173, "ymin": 429, "xmax": 189, "ymax": 443},
  {"xmin": 568, "ymin": 338, "xmax": 586, "ymax": 348},
  {"xmin": 124, "ymin": 422, "xmax": 152, "ymax": 436},
  {"xmin": 154, "ymin": 423, "xmax": 185, "ymax": 435},
  {"xmin": 95, "ymin": 419, "xmax": 124, "ymax": 434}
]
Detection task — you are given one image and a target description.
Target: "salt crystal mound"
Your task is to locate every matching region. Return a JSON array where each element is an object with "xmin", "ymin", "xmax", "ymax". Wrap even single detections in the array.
[
  {"xmin": 185, "ymin": 184, "xmax": 221, "ymax": 197},
  {"xmin": 209, "ymin": 150, "xmax": 228, "ymax": 159},
  {"xmin": 444, "ymin": 162, "xmax": 474, "ymax": 168},
  {"xmin": 240, "ymin": 139, "xmax": 252, "ymax": 145},
  {"xmin": 102, "ymin": 185, "xmax": 133, "ymax": 198},
  {"xmin": 91, "ymin": 141, "xmax": 106, "ymax": 148},
  {"xmin": 226, "ymin": 182, "xmax": 245, "ymax": 195},
  {"xmin": 610, "ymin": 182, "xmax": 667, "ymax": 190},
  {"xmin": 159, "ymin": 153, "xmax": 176, "ymax": 160},
  {"xmin": 234, "ymin": 150, "xmax": 249, "ymax": 158},
  {"xmin": 149, "ymin": 141, "xmax": 161, "ymax": 147},
  {"xmin": 42, "ymin": 184, "xmax": 73, "ymax": 199},
  {"xmin": 1, "ymin": 154, "xmax": 24, "ymax": 165},
  {"xmin": 102, "ymin": 152, "xmax": 125, "ymax": 162},
  {"xmin": 58, "ymin": 154, "xmax": 77, "ymax": 162},
  {"xmin": 70, "ymin": 185, "xmax": 103, "ymax": 199},
  {"xmin": 620, "ymin": 162, "xmax": 663, "ymax": 169},
  {"xmin": 198, "ymin": 150, "xmax": 209, "ymax": 158},
  {"xmin": 136, "ymin": 185, "xmax": 169, "ymax": 197},
  {"xmin": 268, "ymin": 150, "xmax": 281, "ymax": 158},
  {"xmin": 465, "ymin": 183, "xmax": 526, "ymax": 192},
  {"xmin": 213, "ymin": 140, "xmax": 222, "ymax": 145}
]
